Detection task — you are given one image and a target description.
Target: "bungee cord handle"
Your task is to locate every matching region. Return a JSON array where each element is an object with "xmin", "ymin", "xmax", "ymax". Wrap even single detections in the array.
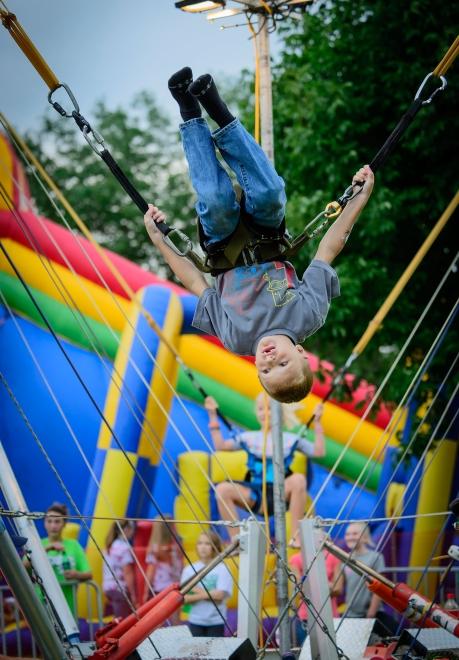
[
  {"xmin": 307, "ymin": 70, "xmax": 450, "ymax": 421},
  {"xmin": 48, "ymin": 81, "xmax": 173, "ymax": 237},
  {"xmin": 48, "ymin": 82, "xmax": 236, "ymax": 430}
]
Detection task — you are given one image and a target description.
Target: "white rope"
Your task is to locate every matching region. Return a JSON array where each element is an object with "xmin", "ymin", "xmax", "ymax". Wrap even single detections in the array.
[
  {"xmin": 307, "ymin": 254, "xmax": 458, "ymax": 516},
  {"xmin": 294, "ymin": 270, "xmax": 458, "ymax": 634},
  {"xmin": 336, "ymin": 395, "xmax": 458, "ymax": 634},
  {"xmin": 0, "ymin": 366, "xmax": 140, "ymax": 618},
  {"xmin": 320, "ymin": 295, "xmax": 459, "ymax": 563},
  {"xmin": 315, "ymin": 510, "xmax": 453, "ymax": 526}
]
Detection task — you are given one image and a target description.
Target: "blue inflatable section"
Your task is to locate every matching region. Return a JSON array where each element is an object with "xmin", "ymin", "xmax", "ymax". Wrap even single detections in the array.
[
  {"xmin": 1, "ymin": 305, "xmax": 377, "ymax": 532},
  {"xmin": 0, "ymin": 307, "xmax": 111, "ymax": 513}
]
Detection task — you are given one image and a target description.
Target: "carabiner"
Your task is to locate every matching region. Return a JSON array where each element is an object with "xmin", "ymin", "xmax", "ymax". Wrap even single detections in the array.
[
  {"xmin": 82, "ymin": 124, "xmax": 106, "ymax": 157},
  {"xmin": 414, "ymin": 72, "xmax": 447, "ymax": 106},
  {"xmin": 163, "ymin": 228, "xmax": 193, "ymax": 257},
  {"xmin": 48, "ymin": 83, "xmax": 80, "ymax": 118}
]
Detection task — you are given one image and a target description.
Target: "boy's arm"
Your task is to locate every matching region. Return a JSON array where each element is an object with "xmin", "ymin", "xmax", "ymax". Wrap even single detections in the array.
[
  {"xmin": 144, "ymin": 205, "xmax": 210, "ymax": 298},
  {"xmin": 314, "ymin": 165, "xmax": 374, "ymax": 265}
]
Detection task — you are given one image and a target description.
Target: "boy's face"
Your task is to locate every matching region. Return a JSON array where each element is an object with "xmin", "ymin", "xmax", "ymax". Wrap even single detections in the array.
[
  {"xmin": 44, "ymin": 513, "xmax": 65, "ymax": 540},
  {"xmin": 255, "ymin": 335, "xmax": 309, "ymax": 390}
]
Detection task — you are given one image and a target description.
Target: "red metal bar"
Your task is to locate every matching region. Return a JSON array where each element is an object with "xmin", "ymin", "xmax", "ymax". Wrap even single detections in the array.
[
  {"xmin": 95, "ymin": 582, "xmax": 179, "ymax": 647},
  {"xmin": 368, "ymin": 579, "xmax": 459, "ymax": 637},
  {"xmin": 90, "ymin": 589, "xmax": 184, "ymax": 659},
  {"xmin": 394, "ymin": 582, "xmax": 459, "ymax": 637}
]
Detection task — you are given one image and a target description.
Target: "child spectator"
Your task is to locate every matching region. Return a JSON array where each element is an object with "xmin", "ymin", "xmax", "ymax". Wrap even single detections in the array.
[
  {"xmin": 143, "ymin": 517, "xmax": 182, "ymax": 621},
  {"xmin": 181, "ymin": 531, "xmax": 233, "ymax": 637},
  {"xmin": 102, "ymin": 519, "xmax": 137, "ymax": 618},
  {"xmin": 41, "ymin": 503, "xmax": 92, "ymax": 617},
  {"xmin": 205, "ymin": 393, "xmax": 325, "ymax": 546},
  {"xmin": 289, "ymin": 542, "xmax": 343, "ymax": 645},
  {"xmin": 344, "ymin": 522, "xmax": 384, "ymax": 619},
  {"xmin": 144, "ymin": 69, "xmax": 374, "ymax": 403}
]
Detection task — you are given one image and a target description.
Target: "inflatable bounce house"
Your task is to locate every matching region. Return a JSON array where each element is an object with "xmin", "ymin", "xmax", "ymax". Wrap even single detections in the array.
[{"xmin": 1, "ymin": 131, "xmax": 457, "ymax": 609}]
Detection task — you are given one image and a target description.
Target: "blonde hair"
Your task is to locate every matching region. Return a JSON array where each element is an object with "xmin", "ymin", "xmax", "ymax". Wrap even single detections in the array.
[
  {"xmin": 105, "ymin": 519, "xmax": 135, "ymax": 551},
  {"xmin": 259, "ymin": 361, "xmax": 313, "ymax": 403},
  {"xmin": 198, "ymin": 530, "xmax": 223, "ymax": 558},
  {"xmin": 148, "ymin": 516, "xmax": 175, "ymax": 549},
  {"xmin": 346, "ymin": 522, "xmax": 375, "ymax": 548}
]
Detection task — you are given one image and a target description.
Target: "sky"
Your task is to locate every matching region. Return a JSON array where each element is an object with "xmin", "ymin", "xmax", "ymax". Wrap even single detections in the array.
[{"xmin": 0, "ymin": 0, "xmax": 282, "ymax": 134}]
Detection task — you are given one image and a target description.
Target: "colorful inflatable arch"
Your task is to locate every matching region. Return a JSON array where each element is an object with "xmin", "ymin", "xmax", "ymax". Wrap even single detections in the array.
[{"xmin": 2, "ymin": 132, "xmax": 454, "ymax": 600}]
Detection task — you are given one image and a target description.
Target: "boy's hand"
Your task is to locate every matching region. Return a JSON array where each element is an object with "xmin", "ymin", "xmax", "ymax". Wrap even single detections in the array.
[
  {"xmin": 144, "ymin": 204, "xmax": 167, "ymax": 245},
  {"xmin": 352, "ymin": 165, "xmax": 374, "ymax": 196}
]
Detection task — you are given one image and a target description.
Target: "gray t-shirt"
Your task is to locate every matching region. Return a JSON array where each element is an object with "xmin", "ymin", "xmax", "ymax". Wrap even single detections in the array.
[
  {"xmin": 192, "ymin": 259, "xmax": 340, "ymax": 355},
  {"xmin": 181, "ymin": 561, "xmax": 233, "ymax": 626},
  {"xmin": 344, "ymin": 550, "xmax": 385, "ymax": 618}
]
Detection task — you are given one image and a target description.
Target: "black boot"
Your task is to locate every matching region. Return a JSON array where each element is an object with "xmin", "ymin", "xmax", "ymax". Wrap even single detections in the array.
[
  {"xmin": 188, "ymin": 74, "xmax": 235, "ymax": 129},
  {"xmin": 168, "ymin": 67, "xmax": 201, "ymax": 121}
]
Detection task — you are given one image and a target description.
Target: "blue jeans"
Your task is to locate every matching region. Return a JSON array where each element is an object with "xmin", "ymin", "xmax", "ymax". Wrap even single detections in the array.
[
  {"xmin": 189, "ymin": 622, "xmax": 225, "ymax": 637},
  {"xmin": 180, "ymin": 118, "xmax": 286, "ymax": 245}
]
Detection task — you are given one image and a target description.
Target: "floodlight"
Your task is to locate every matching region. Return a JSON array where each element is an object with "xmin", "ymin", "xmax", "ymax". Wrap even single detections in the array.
[
  {"xmin": 207, "ymin": 7, "xmax": 242, "ymax": 20},
  {"xmin": 175, "ymin": 0, "xmax": 226, "ymax": 12}
]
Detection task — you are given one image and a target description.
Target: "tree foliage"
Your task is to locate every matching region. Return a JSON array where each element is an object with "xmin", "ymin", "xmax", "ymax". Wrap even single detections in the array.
[{"xmin": 264, "ymin": 0, "xmax": 458, "ymax": 423}]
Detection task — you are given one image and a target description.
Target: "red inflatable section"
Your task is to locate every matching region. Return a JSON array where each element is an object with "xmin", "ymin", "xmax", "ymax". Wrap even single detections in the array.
[{"xmin": 0, "ymin": 210, "xmax": 391, "ymax": 428}]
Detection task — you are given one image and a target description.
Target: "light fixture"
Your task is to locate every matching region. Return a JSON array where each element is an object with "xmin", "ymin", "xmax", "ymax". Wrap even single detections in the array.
[
  {"xmin": 175, "ymin": 0, "xmax": 225, "ymax": 13},
  {"xmin": 206, "ymin": 7, "xmax": 242, "ymax": 20}
]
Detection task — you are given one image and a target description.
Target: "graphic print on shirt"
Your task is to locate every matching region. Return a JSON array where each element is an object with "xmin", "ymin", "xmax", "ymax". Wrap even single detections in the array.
[{"xmin": 263, "ymin": 262, "xmax": 296, "ymax": 307}]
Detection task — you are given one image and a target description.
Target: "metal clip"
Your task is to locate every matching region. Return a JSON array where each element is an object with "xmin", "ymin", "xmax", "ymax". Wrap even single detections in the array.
[
  {"xmin": 82, "ymin": 124, "xmax": 106, "ymax": 156},
  {"xmin": 414, "ymin": 72, "xmax": 447, "ymax": 106},
  {"xmin": 163, "ymin": 228, "xmax": 193, "ymax": 257},
  {"xmin": 48, "ymin": 82, "xmax": 80, "ymax": 118}
]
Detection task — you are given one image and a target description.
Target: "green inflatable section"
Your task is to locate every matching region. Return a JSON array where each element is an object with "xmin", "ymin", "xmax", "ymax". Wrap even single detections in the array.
[
  {"xmin": 0, "ymin": 271, "xmax": 121, "ymax": 359},
  {"xmin": 1, "ymin": 270, "xmax": 380, "ymax": 490},
  {"xmin": 0, "ymin": 272, "xmax": 120, "ymax": 360}
]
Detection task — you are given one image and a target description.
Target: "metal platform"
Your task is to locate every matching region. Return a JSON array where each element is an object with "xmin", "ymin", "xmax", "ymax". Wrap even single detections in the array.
[
  {"xmin": 299, "ymin": 618, "xmax": 375, "ymax": 660},
  {"xmin": 134, "ymin": 625, "xmax": 256, "ymax": 660},
  {"xmin": 399, "ymin": 627, "xmax": 459, "ymax": 655}
]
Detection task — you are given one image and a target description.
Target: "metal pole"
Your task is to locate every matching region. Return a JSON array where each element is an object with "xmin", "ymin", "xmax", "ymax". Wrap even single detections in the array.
[
  {"xmin": 299, "ymin": 519, "xmax": 338, "ymax": 660},
  {"xmin": 257, "ymin": 10, "xmax": 291, "ymax": 653},
  {"xmin": 271, "ymin": 398, "xmax": 291, "ymax": 654},
  {"xmin": 0, "ymin": 441, "xmax": 80, "ymax": 641},
  {"xmin": 0, "ymin": 518, "xmax": 68, "ymax": 660},
  {"xmin": 237, "ymin": 519, "xmax": 267, "ymax": 648},
  {"xmin": 258, "ymin": 15, "xmax": 274, "ymax": 162}
]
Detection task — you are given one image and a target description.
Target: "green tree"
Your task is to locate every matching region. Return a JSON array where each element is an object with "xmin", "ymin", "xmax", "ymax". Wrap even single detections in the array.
[
  {"xmin": 265, "ymin": 0, "xmax": 458, "ymax": 414},
  {"xmin": 26, "ymin": 91, "xmax": 195, "ymax": 275}
]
